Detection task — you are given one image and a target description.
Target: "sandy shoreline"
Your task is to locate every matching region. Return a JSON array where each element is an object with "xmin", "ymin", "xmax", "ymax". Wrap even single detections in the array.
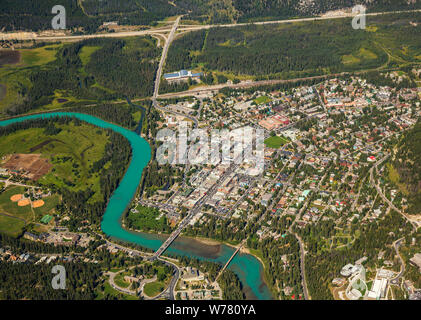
[{"xmin": 184, "ymin": 235, "xmax": 230, "ymax": 246}]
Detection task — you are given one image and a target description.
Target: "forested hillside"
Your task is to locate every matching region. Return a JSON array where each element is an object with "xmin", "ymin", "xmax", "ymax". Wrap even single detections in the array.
[
  {"xmin": 391, "ymin": 119, "xmax": 421, "ymax": 214},
  {"xmin": 1, "ymin": 37, "xmax": 159, "ymax": 116},
  {"xmin": 165, "ymin": 12, "xmax": 421, "ymax": 79},
  {"xmin": 1, "ymin": 0, "xmax": 420, "ymax": 32}
]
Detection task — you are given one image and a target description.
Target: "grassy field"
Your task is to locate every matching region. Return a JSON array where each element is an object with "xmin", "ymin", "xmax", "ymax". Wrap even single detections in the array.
[
  {"xmin": 79, "ymin": 46, "xmax": 101, "ymax": 66},
  {"xmin": 0, "ymin": 44, "xmax": 61, "ymax": 114},
  {"xmin": 264, "ymin": 135, "xmax": 290, "ymax": 149},
  {"xmin": 0, "ymin": 186, "xmax": 33, "ymax": 222},
  {"xmin": 19, "ymin": 45, "xmax": 61, "ymax": 67},
  {"xmin": 99, "ymin": 281, "xmax": 138, "ymax": 300},
  {"xmin": 0, "ymin": 122, "xmax": 109, "ymax": 203},
  {"xmin": 387, "ymin": 163, "xmax": 409, "ymax": 196},
  {"xmin": 0, "ymin": 214, "xmax": 25, "ymax": 237},
  {"xmin": 143, "ymin": 280, "xmax": 165, "ymax": 297},
  {"xmin": 0, "ymin": 185, "xmax": 61, "ymax": 236},
  {"xmin": 114, "ymin": 272, "xmax": 131, "ymax": 289},
  {"xmin": 254, "ymin": 96, "xmax": 272, "ymax": 105}
]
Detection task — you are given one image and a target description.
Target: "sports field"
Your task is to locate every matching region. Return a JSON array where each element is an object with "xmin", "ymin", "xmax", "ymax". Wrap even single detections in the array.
[{"xmin": 264, "ymin": 135, "xmax": 290, "ymax": 149}]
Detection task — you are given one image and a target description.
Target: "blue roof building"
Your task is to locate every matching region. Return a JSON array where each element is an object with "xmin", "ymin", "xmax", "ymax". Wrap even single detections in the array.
[{"xmin": 164, "ymin": 70, "xmax": 203, "ymax": 81}]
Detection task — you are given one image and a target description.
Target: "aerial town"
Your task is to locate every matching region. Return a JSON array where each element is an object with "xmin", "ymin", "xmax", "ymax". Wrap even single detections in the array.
[
  {"xmin": 1, "ymin": 74, "xmax": 420, "ymax": 300},
  {"xmin": 1, "ymin": 2, "xmax": 421, "ymax": 306}
]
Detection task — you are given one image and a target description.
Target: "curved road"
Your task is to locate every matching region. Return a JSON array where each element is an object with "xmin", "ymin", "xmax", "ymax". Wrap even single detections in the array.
[{"xmin": 391, "ymin": 238, "xmax": 405, "ymax": 283}]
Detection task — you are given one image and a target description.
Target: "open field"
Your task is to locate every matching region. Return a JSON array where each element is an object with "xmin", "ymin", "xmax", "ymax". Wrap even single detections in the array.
[
  {"xmin": 0, "ymin": 214, "xmax": 26, "ymax": 237},
  {"xmin": 2, "ymin": 153, "xmax": 52, "ymax": 180},
  {"xmin": 143, "ymin": 280, "xmax": 165, "ymax": 297},
  {"xmin": 0, "ymin": 50, "xmax": 21, "ymax": 66},
  {"xmin": 0, "ymin": 186, "xmax": 33, "ymax": 222},
  {"xmin": 264, "ymin": 135, "xmax": 290, "ymax": 149},
  {"xmin": 0, "ymin": 44, "xmax": 61, "ymax": 114},
  {"xmin": 254, "ymin": 96, "xmax": 272, "ymax": 105},
  {"xmin": 0, "ymin": 185, "xmax": 61, "ymax": 236},
  {"xmin": 0, "ymin": 122, "xmax": 109, "ymax": 203},
  {"xmin": 18, "ymin": 45, "xmax": 61, "ymax": 67}
]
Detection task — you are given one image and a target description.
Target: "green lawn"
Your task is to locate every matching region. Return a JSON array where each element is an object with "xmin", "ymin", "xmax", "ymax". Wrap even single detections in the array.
[
  {"xmin": 101, "ymin": 281, "xmax": 138, "ymax": 300},
  {"xmin": 143, "ymin": 280, "xmax": 165, "ymax": 297},
  {"xmin": 0, "ymin": 186, "xmax": 33, "ymax": 221},
  {"xmin": 33, "ymin": 194, "xmax": 60, "ymax": 220},
  {"xmin": 254, "ymin": 96, "xmax": 272, "ymax": 105},
  {"xmin": 0, "ymin": 214, "xmax": 25, "ymax": 237},
  {"xmin": 114, "ymin": 272, "xmax": 131, "ymax": 289},
  {"xmin": 264, "ymin": 135, "xmax": 290, "ymax": 149}
]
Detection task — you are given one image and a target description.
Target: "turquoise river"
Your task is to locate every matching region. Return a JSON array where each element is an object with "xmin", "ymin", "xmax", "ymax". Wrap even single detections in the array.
[{"xmin": 0, "ymin": 112, "xmax": 273, "ymax": 300}]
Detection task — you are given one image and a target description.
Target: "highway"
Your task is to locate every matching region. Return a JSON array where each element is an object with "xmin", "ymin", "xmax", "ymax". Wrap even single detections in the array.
[
  {"xmin": 3, "ymin": 9, "xmax": 420, "ymax": 41},
  {"xmin": 151, "ymin": 16, "xmax": 199, "ymax": 127}
]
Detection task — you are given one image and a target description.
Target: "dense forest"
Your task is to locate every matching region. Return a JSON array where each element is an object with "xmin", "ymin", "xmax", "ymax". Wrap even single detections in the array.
[
  {"xmin": 85, "ymin": 37, "xmax": 161, "ymax": 98},
  {"xmin": 5, "ymin": 37, "xmax": 159, "ymax": 116},
  {"xmin": 1, "ymin": 0, "xmax": 420, "ymax": 31},
  {"xmin": 0, "ymin": 233, "xmax": 82, "ymax": 254},
  {"xmin": 165, "ymin": 12, "xmax": 420, "ymax": 82},
  {"xmin": 0, "ymin": 261, "xmax": 101, "ymax": 299},
  {"xmin": 0, "ymin": 0, "xmax": 100, "ymax": 33},
  {"xmin": 68, "ymin": 103, "xmax": 139, "ymax": 130},
  {"xmin": 392, "ymin": 119, "xmax": 421, "ymax": 214},
  {"xmin": 298, "ymin": 210, "xmax": 413, "ymax": 299}
]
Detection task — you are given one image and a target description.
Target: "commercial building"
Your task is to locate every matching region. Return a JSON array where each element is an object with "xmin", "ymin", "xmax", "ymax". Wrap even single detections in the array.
[
  {"xmin": 163, "ymin": 70, "xmax": 202, "ymax": 82},
  {"xmin": 368, "ymin": 278, "xmax": 388, "ymax": 300}
]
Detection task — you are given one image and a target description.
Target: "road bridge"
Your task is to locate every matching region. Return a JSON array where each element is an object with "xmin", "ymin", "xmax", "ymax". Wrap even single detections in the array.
[{"xmin": 215, "ymin": 240, "xmax": 246, "ymax": 281}]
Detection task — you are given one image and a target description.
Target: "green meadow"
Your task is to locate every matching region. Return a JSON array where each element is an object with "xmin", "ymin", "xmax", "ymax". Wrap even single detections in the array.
[
  {"xmin": 264, "ymin": 135, "xmax": 290, "ymax": 149},
  {"xmin": 0, "ymin": 122, "xmax": 110, "ymax": 203}
]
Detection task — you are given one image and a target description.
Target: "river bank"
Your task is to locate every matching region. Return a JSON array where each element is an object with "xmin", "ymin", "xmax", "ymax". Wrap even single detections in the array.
[{"xmin": 0, "ymin": 112, "xmax": 274, "ymax": 300}]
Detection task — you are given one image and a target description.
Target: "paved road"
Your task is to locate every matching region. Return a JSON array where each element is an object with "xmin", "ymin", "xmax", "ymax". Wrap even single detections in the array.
[
  {"xmin": 391, "ymin": 238, "xmax": 405, "ymax": 283},
  {"xmin": 295, "ymin": 233, "xmax": 309, "ymax": 300},
  {"xmin": 151, "ymin": 16, "xmax": 199, "ymax": 126},
  {"xmin": 0, "ymin": 179, "xmax": 38, "ymax": 189},
  {"xmin": 370, "ymin": 155, "xmax": 420, "ymax": 230},
  {"xmin": 153, "ymin": 155, "xmax": 242, "ymax": 258},
  {"xmin": 4, "ymin": 9, "xmax": 420, "ymax": 41},
  {"xmin": 108, "ymin": 271, "xmax": 138, "ymax": 296},
  {"xmin": 287, "ymin": 164, "xmax": 328, "ymax": 300},
  {"xmin": 153, "ymin": 16, "xmax": 180, "ymax": 101},
  {"xmin": 157, "ymin": 73, "xmax": 350, "ymax": 99}
]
